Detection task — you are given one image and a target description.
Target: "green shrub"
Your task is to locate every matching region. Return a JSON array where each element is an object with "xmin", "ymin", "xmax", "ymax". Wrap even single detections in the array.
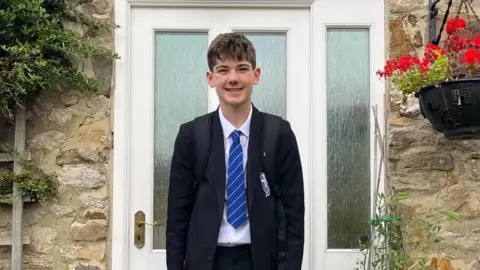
[{"xmin": 0, "ymin": 0, "xmax": 118, "ymax": 119}]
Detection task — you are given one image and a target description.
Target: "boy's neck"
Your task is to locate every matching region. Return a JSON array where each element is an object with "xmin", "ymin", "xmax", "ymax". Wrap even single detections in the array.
[{"xmin": 220, "ymin": 102, "xmax": 251, "ymax": 129}]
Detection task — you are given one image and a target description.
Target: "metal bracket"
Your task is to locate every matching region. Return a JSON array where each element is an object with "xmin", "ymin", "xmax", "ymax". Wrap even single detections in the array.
[{"xmin": 429, "ymin": 0, "xmax": 440, "ymax": 42}]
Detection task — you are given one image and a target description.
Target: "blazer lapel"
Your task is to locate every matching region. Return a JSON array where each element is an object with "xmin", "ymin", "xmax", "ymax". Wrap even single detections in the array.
[
  {"xmin": 247, "ymin": 106, "xmax": 262, "ymax": 210},
  {"xmin": 205, "ymin": 110, "xmax": 227, "ymax": 220}
]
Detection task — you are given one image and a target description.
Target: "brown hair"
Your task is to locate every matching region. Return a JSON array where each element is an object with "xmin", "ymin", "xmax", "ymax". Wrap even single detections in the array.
[{"xmin": 207, "ymin": 33, "xmax": 256, "ymax": 71}]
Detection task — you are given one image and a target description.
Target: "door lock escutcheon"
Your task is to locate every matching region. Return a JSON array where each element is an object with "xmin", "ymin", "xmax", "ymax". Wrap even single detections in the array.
[
  {"xmin": 134, "ymin": 211, "xmax": 146, "ymax": 248},
  {"xmin": 134, "ymin": 210, "xmax": 161, "ymax": 249}
]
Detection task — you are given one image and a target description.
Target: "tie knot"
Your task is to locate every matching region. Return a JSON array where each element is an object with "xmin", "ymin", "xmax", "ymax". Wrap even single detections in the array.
[{"xmin": 231, "ymin": 130, "xmax": 241, "ymax": 142}]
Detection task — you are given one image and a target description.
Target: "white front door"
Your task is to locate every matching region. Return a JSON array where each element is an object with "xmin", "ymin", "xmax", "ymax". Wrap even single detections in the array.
[
  {"xmin": 127, "ymin": 6, "xmax": 312, "ymax": 270},
  {"xmin": 120, "ymin": 2, "xmax": 385, "ymax": 270}
]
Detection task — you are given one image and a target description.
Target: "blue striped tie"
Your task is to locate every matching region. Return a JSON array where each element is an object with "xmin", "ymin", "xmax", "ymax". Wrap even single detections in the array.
[{"xmin": 227, "ymin": 130, "xmax": 247, "ymax": 229}]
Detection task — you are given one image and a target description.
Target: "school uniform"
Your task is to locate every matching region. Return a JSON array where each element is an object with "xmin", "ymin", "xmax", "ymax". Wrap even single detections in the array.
[{"xmin": 166, "ymin": 104, "xmax": 304, "ymax": 270}]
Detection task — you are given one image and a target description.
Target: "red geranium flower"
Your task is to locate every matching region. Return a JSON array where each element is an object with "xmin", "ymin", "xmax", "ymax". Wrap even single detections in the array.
[
  {"xmin": 446, "ymin": 17, "xmax": 466, "ymax": 34},
  {"xmin": 461, "ymin": 48, "xmax": 480, "ymax": 65}
]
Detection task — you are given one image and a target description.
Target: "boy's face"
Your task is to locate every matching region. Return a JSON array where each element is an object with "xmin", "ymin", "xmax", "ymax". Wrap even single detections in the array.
[{"xmin": 206, "ymin": 57, "xmax": 260, "ymax": 108}]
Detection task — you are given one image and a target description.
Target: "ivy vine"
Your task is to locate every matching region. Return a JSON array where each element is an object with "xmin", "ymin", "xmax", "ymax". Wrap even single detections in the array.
[
  {"xmin": 0, "ymin": 0, "xmax": 119, "ymax": 119},
  {"xmin": 0, "ymin": 0, "xmax": 118, "ymax": 203},
  {"xmin": 0, "ymin": 162, "xmax": 59, "ymax": 204}
]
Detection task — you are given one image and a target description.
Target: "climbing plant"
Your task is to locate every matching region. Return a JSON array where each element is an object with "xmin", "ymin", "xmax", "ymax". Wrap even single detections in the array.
[
  {"xmin": 0, "ymin": 0, "xmax": 118, "ymax": 119},
  {"xmin": 0, "ymin": 0, "xmax": 118, "ymax": 203},
  {"xmin": 0, "ymin": 162, "xmax": 58, "ymax": 205},
  {"xmin": 355, "ymin": 182, "xmax": 460, "ymax": 270}
]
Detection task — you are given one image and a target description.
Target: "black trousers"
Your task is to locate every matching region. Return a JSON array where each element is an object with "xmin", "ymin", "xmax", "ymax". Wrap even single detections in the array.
[{"xmin": 213, "ymin": 245, "xmax": 254, "ymax": 270}]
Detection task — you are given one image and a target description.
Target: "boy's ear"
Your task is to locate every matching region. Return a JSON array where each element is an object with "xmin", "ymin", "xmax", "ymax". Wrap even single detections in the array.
[
  {"xmin": 206, "ymin": 71, "xmax": 215, "ymax": 87},
  {"xmin": 253, "ymin": 67, "xmax": 261, "ymax": 85}
]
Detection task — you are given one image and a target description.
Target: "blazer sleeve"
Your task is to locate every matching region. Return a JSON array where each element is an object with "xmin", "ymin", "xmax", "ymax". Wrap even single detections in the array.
[
  {"xmin": 279, "ymin": 121, "xmax": 305, "ymax": 270},
  {"xmin": 166, "ymin": 123, "xmax": 196, "ymax": 270}
]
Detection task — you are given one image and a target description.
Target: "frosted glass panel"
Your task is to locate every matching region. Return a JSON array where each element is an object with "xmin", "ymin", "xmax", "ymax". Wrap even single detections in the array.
[
  {"xmin": 326, "ymin": 28, "xmax": 371, "ymax": 249},
  {"xmin": 153, "ymin": 32, "xmax": 208, "ymax": 249},
  {"xmin": 242, "ymin": 33, "xmax": 286, "ymax": 118}
]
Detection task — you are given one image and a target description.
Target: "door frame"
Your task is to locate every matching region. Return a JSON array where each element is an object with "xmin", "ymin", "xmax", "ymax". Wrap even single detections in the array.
[
  {"xmin": 112, "ymin": 1, "xmax": 385, "ymax": 270},
  {"xmin": 313, "ymin": 0, "xmax": 386, "ymax": 267}
]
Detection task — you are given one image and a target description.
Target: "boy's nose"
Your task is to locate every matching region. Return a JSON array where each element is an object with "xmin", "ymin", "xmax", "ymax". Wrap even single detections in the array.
[{"xmin": 227, "ymin": 71, "xmax": 240, "ymax": 83}]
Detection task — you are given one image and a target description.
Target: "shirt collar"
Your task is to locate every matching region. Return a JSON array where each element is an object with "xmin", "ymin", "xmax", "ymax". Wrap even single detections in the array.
[{"xmin": 218, "ymin": 104, "xmax": 252, "ymax": 139}]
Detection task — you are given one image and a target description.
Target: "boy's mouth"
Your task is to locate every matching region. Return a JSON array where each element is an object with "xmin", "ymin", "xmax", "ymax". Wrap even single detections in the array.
[{"xmin": 225, "ymin": 88, "xmax": 243, "ymax": 92}]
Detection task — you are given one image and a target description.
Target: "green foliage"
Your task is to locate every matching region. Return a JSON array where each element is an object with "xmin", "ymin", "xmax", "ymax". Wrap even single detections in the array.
[
  {"xmin": 0, "ymin": 162, "xmax": 59, "ymax": 204},
  {"xmin": 0, "ymin": 0, "xmax": 118, "ymax": 119},
  {"xmin": 389, "ymin": 55, "xmax": 450, "ymax": 102},
  {"xmin": 355, "ymin": 185, "xmax": 460, "ymax": 270}
]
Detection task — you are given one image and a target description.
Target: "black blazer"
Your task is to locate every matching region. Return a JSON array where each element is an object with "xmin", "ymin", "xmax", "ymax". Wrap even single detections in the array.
[{"xmin": 166, "ymin": 106, "xmax": 304, "ymax": 270}]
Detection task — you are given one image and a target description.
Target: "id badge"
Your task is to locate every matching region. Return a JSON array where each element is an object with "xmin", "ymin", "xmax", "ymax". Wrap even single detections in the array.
[{"xmin": 260, "ymin": 172, "xmax": 271, "ymax": 197}]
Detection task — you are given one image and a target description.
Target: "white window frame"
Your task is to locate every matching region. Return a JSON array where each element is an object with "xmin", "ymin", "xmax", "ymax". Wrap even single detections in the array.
[
  {"xmin": 313, "ymin": 1, "xmax": 386, "ymax": 268},
  {"xmin": 112, "ymin": 0, "xmax": 385, "ymax": 269}
]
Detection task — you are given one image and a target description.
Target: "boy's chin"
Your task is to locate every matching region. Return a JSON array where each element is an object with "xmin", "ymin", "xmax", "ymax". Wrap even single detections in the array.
[{"xmin": 221, "ymin": 98, "xmax": 249, "ymax": 108}]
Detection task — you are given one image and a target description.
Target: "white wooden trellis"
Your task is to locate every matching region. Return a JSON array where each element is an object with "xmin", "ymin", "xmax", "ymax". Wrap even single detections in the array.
[{"xmin": 0, "ymin": 108, "xmax": 31, "ymax": 270}]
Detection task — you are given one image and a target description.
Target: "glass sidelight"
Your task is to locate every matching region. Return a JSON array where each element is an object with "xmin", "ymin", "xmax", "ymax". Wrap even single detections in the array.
[{"xmin": 326, "ymin": 28, "xmax": 371, "ymax": 249}]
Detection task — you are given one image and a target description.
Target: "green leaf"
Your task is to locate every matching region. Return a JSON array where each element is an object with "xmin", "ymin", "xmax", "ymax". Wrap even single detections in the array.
[
  {"xmin": 397, "ymin": 179, "xmax": 410, "ymax": 185},
  {"xmin": 395, "ymin": 191, "xmax": 409, "ymax": 201},
  {"xmin": 443, "ymin": 210, "xmax": 460, "ymax": 221}
]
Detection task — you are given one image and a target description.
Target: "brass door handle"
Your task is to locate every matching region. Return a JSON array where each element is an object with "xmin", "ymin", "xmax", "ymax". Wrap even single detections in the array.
[
  {"xmin": 134, "ymin": 211, "xmax": 161, "ymax": 248},
  {"xmin": 136, "ymin": 221, "xmax": 161, "ymax": 226}
]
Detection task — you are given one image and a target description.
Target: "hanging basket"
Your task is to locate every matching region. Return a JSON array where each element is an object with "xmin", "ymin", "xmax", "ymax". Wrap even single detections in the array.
[{"xmin": 415, "ymin": 78, "xmax": 480, "ymax": 139}]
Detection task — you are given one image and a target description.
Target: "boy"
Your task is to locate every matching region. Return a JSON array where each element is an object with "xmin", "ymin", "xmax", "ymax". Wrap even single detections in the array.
[{"xmin": 166, "ymin": 33, "xmax": 304, "ymax": 270}]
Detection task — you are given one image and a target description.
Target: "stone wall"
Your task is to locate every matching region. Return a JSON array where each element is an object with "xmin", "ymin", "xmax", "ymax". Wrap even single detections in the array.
[
  {"xmin": 0, "ymin": 0, "xmax": 114, "ymax": 269},
  {"xmin": 388, "ymin": 0, "xmax": 480, "ymax": 269}
]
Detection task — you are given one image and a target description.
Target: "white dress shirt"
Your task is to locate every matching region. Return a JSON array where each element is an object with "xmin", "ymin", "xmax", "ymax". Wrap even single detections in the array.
[{"xmin": 217, "ymin": 105, "xmax": 252, "ymax": 246}]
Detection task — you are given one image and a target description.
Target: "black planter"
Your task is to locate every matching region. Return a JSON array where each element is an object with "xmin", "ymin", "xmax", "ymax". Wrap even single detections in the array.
[{"xmin": 415, "ymin": 78, "xmax": 480, "ymax": 140}]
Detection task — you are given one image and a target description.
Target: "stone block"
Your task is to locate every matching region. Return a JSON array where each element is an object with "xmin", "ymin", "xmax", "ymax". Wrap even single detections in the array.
[
  {"xmin": 390, "ymin": 0, "xmax": 428, "ymax": 13},
  {"xmin": 389, "ymin": 18, "xmax": 413, "ymax": 58},
  {"xmin": 70, "ymin": 220, "xmax": 107, "ymax": 241},
  {"xmin": 28, "ymin": 131, "xmax": 67, "ymax": 152},
  {"xmin": 62, "ymin": 93, "xmax": 81, "ymax": 106},
  {"xmin": 62, "ymin": 241, "xmax": 106, "ymax": 261},
  {"xmin": 389, "ymin": 126, "xmax": 441, "ymax": 150},
  {"xmin": 71, "ymin": 263, "xmax": 104, "ymax": 270},
  {"xmin": 396, "ymin": 198, "xmax": 426, "ymax": 220},
  {"xmin": 56, "ymin": 147, "xmax": 104, "ymax": 165},
  {"xmin": 27, "ymin": 225, "xmax": 57, "ymax": 254},
  {"xmin": 50, "ymin": 205, "xmax": 76, "ymax": 218},
  {"xmin": 462, "ymin": 159, "xmax": 480, "ymax": 182},
  {"xmin": 58, "ymin": 164, "xmax": 107, "ymax": 189},
  {"xmin": 84, "ymin": 210, "xmax": 107, "ymax": 220},
  {"xmin": 393, "ymin": 150, "xmax": 454, "ymax": 171},
  {"xmin": 392, "ymin": 171, "xmax": 447, "ymax": 195},
  {"xmin": 74, "ymin": 118, "xmax": 112, "ymax": 149},
  {"xmin": 437, "ymin": 186, "xmax": 480, "ymax": 219},
  {"xmin": 85, "ymin": 95, "xmax": 111, "ymax": 124},
  {"xmin": 80, "ymin": 193, "xmax": 108, "ymax": 209},
  {"xmin": 92, "ymin": 55, "xmax": 113, "ymax": 97}
]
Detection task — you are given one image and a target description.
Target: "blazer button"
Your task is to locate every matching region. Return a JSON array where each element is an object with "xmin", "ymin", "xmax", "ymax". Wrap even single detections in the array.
[{"xmin": 208, "ymin": 256, "xmax": 212, "ymax": 261}]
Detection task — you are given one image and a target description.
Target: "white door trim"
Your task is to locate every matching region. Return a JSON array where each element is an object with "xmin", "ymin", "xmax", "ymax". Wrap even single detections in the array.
[
  {"xmin": 312, "ymin": 0, "xmax": 386, "ymax": 269},
  {"xmin": 112, "ymin": 1, "xmax": 315, "ymax": 270},
  {"xmin": 125, "ymin": 0, "xmax": 314, "ymax": 7},
  {"xmin": 112, "ymin": 0, "xmax": 385, "ymax": 269}
]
